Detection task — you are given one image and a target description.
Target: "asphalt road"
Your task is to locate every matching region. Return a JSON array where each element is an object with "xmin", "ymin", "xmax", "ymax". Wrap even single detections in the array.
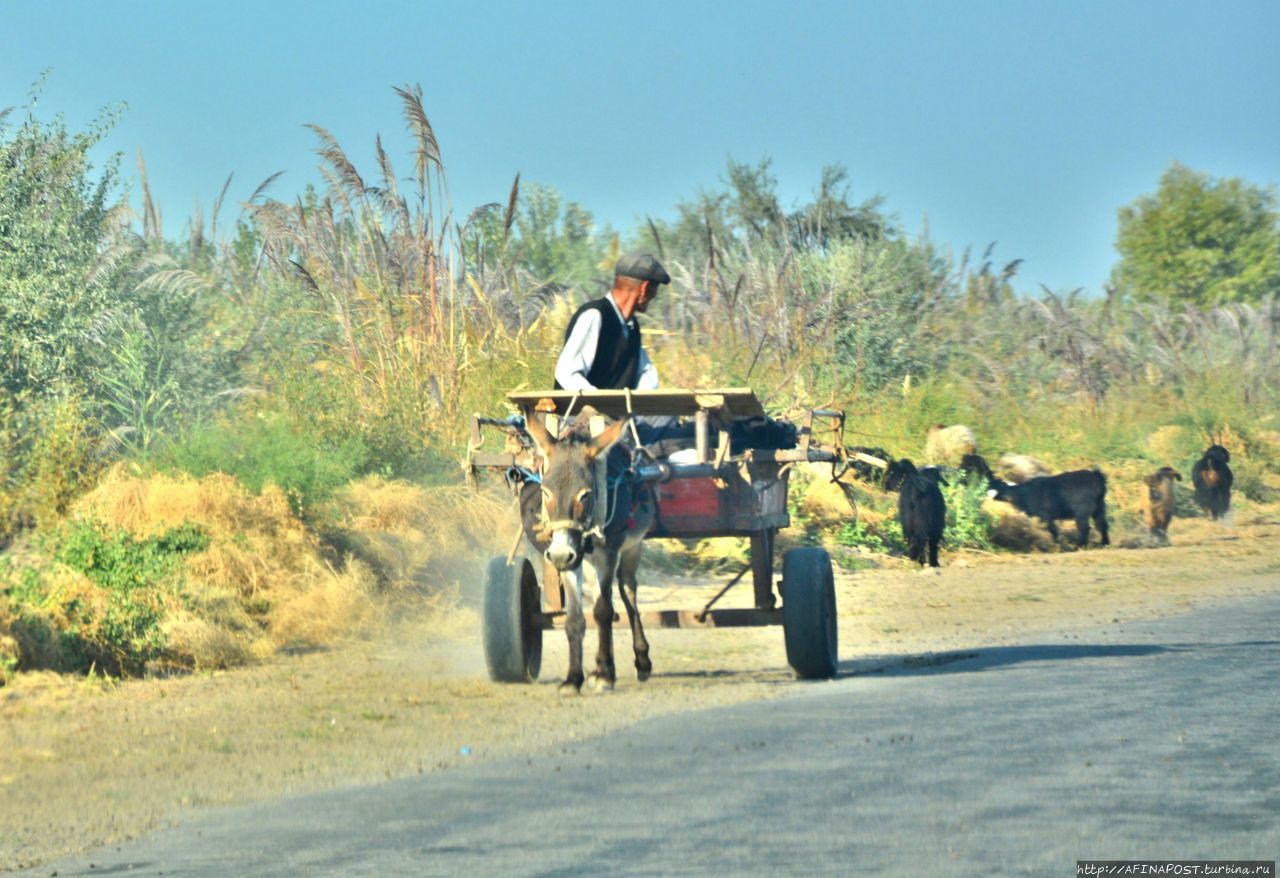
[{"xmin": 23, "ymin": 591, "xmax": 1280, "ymax": 877}]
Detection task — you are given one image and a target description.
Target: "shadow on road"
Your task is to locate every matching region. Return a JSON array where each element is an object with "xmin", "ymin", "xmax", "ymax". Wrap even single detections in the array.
[
  {"xmin": 839, "ymin": 639, "xmax": 1280, "ymax": 679},
  {"xmin": 627, "ymin": 639, "xmax": 1280, "ymax": 687}
]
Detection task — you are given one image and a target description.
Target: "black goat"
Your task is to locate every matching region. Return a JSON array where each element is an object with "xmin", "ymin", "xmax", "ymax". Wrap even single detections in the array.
[
  {"xmin": 846, "ymin": 445, "xmax": 893, "ymax": 482},
  {"xmin": 959, "ymin": 453, "xmax": 995, "ymax": 485},
  {"xmin": 988, "ymin": 469, "xmax": 1109, "ymax": 548},
  {"xmin": 1191, "ymin": 445, "xmax": 1233, "ymax": 521},
  {"xmin": 884, "ymin": 459, "xmax": 947, "ymax": 567}
]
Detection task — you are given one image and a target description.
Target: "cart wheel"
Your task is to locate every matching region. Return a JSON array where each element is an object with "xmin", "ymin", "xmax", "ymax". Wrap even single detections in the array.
[
  {"xmin": 483, "ymin": 555, "xmax": 543, "ymax": 683},
  {"xmin": 781, "ymin": 547, "xmax": 838, "ymax": 679}
]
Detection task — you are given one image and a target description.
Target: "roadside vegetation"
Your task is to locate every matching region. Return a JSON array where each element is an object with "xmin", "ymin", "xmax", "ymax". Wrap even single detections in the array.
[{"xmin": 2, "ymin": 82, "xmax": 1279, "ymax": 682}]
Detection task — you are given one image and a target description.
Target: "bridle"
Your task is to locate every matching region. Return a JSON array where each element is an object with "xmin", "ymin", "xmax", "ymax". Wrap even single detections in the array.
[
  {"xmin": 534, "ymin": 484, "xmax": 604, "ymax": 544},
  {"xmin": 523, "ymin": 413, "xmax": 630, "ymax": 550}
]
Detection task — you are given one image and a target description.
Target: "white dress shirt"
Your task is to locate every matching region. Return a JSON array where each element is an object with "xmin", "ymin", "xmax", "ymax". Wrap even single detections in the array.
[{"xmin": 554, "ymin": 295, "xmax": 659, "ymax": 391}]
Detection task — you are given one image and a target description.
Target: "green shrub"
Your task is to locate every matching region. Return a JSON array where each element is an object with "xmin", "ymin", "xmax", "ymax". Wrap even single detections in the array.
[
  {"xmin": 3, "ymin": 564, "xmax": 88, "ymax": 672},
  {"xmin": 1231, "ymin": 461, "xmax": 1273, "ymax": 504},
  {"xmin": 2, "ymin": 521, "xmax": 209, "ymax": 675},
  {"xmin": 148, "ymin": 412, "xmax": 373, "ymax": 518},
  {"xmin": 835, "ymin": 516, "xmax": 905, "ymax": 555},
  {"xmin": 944, "ymin": 478, "xmax": 995, "ymax": 550},
  {"xmin": 0, "ymin": 393, "xmax": 104, "ymax": 537},
  {"xmin": 832, "ymin": 476, "xmax": 993, "ymax": 557},
  {"xmin": 54, "ymin": 520, "xmax": 209, "ymax": 592}
]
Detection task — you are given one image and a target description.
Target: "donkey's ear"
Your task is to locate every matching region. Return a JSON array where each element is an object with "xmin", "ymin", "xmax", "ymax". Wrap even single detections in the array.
[
  {"xmin": 586, "ymin": 417, "xmax": 630, "ymax": 461},
  {"xmin": 523, "ymin": 410, "xmax": 557, "ymax": 460}
]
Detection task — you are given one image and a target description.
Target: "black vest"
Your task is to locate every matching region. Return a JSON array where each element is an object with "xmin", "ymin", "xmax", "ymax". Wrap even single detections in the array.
[{"xmin": 554, "ymin": 298, "xmax": 642, "ymax": 390}]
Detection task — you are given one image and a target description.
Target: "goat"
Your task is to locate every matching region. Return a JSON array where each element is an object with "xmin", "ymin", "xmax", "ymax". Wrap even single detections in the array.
[
  {"xmin": 1191, "ymin": 445, "xmax": 1233, "ymax": 521},
  {"xmin": 884, "ymin": 459, "xmax": 947, "ymax": 567},
  {"xmin": 924, "ymin": 424, "xmax": 977, "ymax": 466},
  {"xmin": 987, "ymin": 469, "xmax": 1109, "ymax": 548},
  {"xmin": 1140, "ymin": 466, "xmax": 1182, "ymax": 542},
  {"xmin": 959, "ymin": 453, "xmax": 995, "ymax": 485}
]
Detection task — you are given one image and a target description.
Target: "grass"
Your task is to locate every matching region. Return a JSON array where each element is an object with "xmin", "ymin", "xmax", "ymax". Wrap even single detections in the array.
[
  {"xmin": 1, "ymin": 520, "xmax": 208, "ymax": 675},
  {"xmin": 3, "ymin": 89, "xmax": 1280, "ymax": 683}
]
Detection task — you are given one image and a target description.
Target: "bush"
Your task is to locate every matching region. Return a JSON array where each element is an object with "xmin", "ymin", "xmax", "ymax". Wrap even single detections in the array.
[
  {"xmin": 55, "ymin": 519, "xmax": 209, "ymax": 591},
  {"xmin": 831, "ymin": 475, "xmax": 993, "ymax": 558},
  {"xmin": 148, "ymin": 411, "xmax": 374, "ymax": 519},
  {"xmin": 835, "ymin": 516, "xmax": 905, "ymax": 555},
  {"xmin": 1, "ymin": 521, "xmax": 209, "ymax": 675},
  {"xmin": 0, "ymin": 392, "xmax": 105, "ymax": 540},
  {"xmin": 943, "ymin": 478, "xmax": 995, "ymax": 551}
]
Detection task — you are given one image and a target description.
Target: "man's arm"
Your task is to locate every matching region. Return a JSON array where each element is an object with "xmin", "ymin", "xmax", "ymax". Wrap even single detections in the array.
[
  {"xmin": 636, "ymin": 348, "xmax": 659, "ymax": 390},
  {"xmin": 634, "ymin": 348, "xmax": 677, "ymax": 437},
  {"xmin": 554, "ymin": 309, "xmax": 602, "ymax": 391}
]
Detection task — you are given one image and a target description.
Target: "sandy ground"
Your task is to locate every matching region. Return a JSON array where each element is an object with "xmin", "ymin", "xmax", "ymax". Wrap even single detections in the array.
[{"xmin": 2, "ymin": 512, "xmax": 1278, "ymax": 872}]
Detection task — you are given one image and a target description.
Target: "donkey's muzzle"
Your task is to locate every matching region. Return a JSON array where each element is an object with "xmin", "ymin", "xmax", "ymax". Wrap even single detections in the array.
[{"xmin": 545, "ymin": 528, "xmax": 583, "ymax": 572}]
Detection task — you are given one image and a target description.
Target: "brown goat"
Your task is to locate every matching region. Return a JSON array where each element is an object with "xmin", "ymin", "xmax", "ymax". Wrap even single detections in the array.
[{"xmin": 1140, "ymin": 466, "xmax": 1182, "ymax": 542}]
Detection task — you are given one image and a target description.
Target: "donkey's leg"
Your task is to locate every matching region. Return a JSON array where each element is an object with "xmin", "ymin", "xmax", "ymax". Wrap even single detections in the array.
[
  {"xmin": 559, "ymin": 568, "xmax": 585, "ymax": 695},
  {"xmin": 616, "ymin": 543, "xmax": 652, "ymax": 681},
  {"xmin": 588, "ymin": 551, "xmax": 618, "ymax": 692}
]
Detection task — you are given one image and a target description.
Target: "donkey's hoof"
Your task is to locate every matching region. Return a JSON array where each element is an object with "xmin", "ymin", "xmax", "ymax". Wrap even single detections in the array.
[
  {"xmin": 587, "ymin": 674, "xmax": 615, "ymax": 693},
  {"xmin": 558, "ymin": 679, "xmax": 582, "ymax": 697},
  {"xmin": 635, "ymin": 659, "xmax": 652, "ymax": 682}
]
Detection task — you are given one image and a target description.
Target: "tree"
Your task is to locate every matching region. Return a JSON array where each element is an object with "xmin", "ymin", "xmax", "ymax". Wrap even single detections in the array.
[
  {"xmin": 1112, "ymin": 162, "xmax": 1280, "ymax": 306},
  {"xmin": 789, "ymin": 164, "xmax": 893, "ymax": 251},
  {"xmin": 0, "ymin": 100, "xmax": 131, "ymax": 398},
  {"xmin": 646, "ymin": 157, "xmax": 895, "ymax": 265},
  {"xmin": 462, "ymin": 179, "xmax": 609, "ymax": 292}
]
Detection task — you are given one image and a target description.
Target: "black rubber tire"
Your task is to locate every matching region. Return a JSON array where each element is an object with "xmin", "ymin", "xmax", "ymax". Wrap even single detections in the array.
[
  {"xmin": 781, "ymin": 547, "xmax": 838, "ymax": 679},
  {"xmin": 482, "ymin": 556, "xmax": 542, "ymax": 683}
]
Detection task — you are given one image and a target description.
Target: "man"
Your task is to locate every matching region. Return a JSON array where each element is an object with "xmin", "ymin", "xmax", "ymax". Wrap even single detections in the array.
[
  {"xmin": 553, "ymin": 252, "xmax": 669, "ymax": 393},
  {"xmin": 541, "ymin": 254, "xmax": 672, "ymax": 537},
  {"xmin": 550, "ymin": 252, "xmax": 793, "ymax": 457}
]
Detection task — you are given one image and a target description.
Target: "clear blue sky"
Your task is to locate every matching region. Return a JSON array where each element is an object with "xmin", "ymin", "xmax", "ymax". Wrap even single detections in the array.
[{"xmin": 4, "ymin": 0, "xmax": 1277, "ymax": 294}]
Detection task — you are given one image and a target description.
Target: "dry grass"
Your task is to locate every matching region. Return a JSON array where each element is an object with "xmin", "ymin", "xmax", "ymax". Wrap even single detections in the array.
[
  {"xmin": 983, "ymin": 500, "xmax": 1068, "ymax": 552},
  {"xmin": 0, "ymin": 467, "xmax": 513, "ymax": 675},
  {"xmin": 65, "ymin": 465, "xmax": 379, "ymax": 668},
  {"xmin": 333, "ymin": 476, "xmax": 512, "ymax": 595},
  {"xmin": 797, "ymin": 470, "xmax": 858, "ymax": 528}
]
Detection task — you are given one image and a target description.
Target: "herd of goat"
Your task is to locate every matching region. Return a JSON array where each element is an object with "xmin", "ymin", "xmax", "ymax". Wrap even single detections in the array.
[{"xmin": 852, "ymin": 426, "xmax": 1236, "ymax": 568}]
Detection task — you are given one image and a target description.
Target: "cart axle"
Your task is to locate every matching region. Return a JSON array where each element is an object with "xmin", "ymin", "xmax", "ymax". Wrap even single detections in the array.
[{"xmin": 532, "ymin": 607, "xmax": 783, "ymax": 631}]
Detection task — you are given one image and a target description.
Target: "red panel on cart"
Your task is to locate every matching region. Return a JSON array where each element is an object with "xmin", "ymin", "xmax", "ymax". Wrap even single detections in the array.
[{"xmin": 657, "ymin": 477, "xmax": 722, "ymax": 518}]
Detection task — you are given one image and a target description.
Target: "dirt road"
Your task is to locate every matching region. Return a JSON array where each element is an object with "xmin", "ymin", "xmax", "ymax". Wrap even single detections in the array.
[{"xmin": 3, "ymin": 514, "xmax": 1278, "ymax": 872}]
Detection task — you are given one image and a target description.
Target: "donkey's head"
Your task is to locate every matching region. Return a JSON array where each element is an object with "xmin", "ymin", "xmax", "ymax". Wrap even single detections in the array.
[{"xmin": 524, "ymin": 413, "xmax": 630, "ymax": 571}]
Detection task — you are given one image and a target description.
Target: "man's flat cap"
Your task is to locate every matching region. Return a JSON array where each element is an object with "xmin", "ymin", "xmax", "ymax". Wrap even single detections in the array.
[{"xmin": 615, "ymin": 252, "xmax": 670, "ymax": 285}]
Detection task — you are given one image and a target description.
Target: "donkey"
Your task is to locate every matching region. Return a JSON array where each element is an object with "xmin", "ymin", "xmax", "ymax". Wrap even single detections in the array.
[{"xmin": 521, "ymin": 413, "xmax": 657, "ymax": 694}]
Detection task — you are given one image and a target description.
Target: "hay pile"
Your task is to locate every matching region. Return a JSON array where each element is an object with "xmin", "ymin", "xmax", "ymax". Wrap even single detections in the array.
[
  {"xmin": 983, "ymin": 498, "xmax": 1060, "ymax": 552},
  {"xmin": 68, "ymin": 466, "xmax": 379, "ymax": 669},
  {"xmin": 924, "ymin": 424, "xmax": 977, "ymax": 466},
  {"xmin": 1, "ymin": 467, "xmax": 510, "ymax": 676}
]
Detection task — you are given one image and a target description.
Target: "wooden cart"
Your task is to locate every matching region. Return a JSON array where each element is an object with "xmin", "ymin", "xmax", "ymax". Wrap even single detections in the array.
[{"xmin": 468, "ymin": 388, "xmax": 861, "ymax": 681}]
